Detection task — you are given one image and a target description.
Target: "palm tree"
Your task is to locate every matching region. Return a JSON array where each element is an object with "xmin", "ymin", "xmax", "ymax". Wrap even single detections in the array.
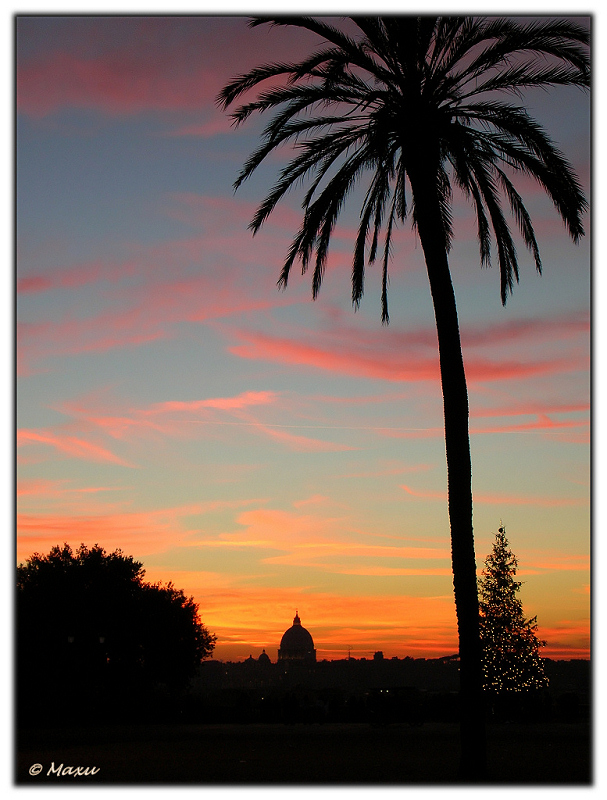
[{"xmin": 218, "ymin": 16, "xmax": 589, "ymax": 778}]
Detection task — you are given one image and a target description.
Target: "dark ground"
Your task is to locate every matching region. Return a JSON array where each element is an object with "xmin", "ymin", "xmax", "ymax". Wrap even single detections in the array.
[{"xmin": 17, "ymin": 720, "xmax": 591, "ymax": 785}]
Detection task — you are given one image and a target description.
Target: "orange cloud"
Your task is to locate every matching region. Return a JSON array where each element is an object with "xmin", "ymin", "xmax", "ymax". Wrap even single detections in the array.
[
  {"xmin": 401, "ymin": 484, "xmax": 587, "ymax": 508},
  {"xmin": 538, "ymin": 620, "xmax": 590, "ymax": 659},
  {"xmin": 293, "ymin": 494, "xmax": 330, "ymax": 508},
  {"xmin": 17, "ymin": 479, "xmax": 66, "ymax": 497},
  {"xmin": 261, "ymin": 560, "xmax": 453, "ymax": 577},
  {"xmin": 225, "ymin": 506, "xmax": 347, "ymax": 547},
  {"xmin": 519, "ymin": 555, "xmax": 590, "ymax": 574},
  {"xmin": 17, "ymin": 479, "xmax": 126, "ymax": 500},
  {"xmin": 16, "ymin": 498, "xmax": 263, "ymax": 563},
  {"xmin": 185, "ymin": 504, "xmax": 452, "ymax": 577},
  {"xmin": 17, "ymin": 511, "xmax": 181, "ymax": 562},
  {"xmin": 473, "ymin": 491, "xmax": 587, "ymax": 508}
]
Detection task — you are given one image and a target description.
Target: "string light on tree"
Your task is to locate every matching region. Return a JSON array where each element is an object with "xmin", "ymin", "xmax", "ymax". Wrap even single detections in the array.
[{"xmin": 478, "ymin": 524, "xmax": 548, "ymax": 694}]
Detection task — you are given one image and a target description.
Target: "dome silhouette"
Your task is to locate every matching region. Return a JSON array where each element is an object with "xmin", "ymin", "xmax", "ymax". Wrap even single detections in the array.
[{"xmin": 278, "ymin": 612, "xmax": 316, "ymax": 662}]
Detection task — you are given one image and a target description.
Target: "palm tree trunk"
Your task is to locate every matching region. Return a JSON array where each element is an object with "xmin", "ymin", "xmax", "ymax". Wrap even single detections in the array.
[{"xmin": 408, "ymin": 164, "xmax": 487, "ymax": 780}]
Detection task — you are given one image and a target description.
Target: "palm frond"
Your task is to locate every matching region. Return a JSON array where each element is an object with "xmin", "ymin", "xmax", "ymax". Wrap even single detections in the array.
[
  {"xmin": 497, "ymin": 168, "xmax": 542, "ymax": 274},
  {"xmin": 219, "ymin": 14, "xmax": 588, "ymax": 317},
  {"xmin": 472, "ymin": 167, "xmax": 521, "ymax": 303}
]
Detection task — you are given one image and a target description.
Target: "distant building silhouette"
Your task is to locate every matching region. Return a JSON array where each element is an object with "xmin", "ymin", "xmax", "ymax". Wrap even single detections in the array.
[{"xmin": 278, "ymin": 611, "xmax": 316, "ymax": 663}]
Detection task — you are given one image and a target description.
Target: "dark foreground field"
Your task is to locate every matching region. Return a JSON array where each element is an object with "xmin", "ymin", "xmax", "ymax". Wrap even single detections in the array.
[{"xmin": 17, "ymin": 720, "xmax": 591, "ymax": 785}]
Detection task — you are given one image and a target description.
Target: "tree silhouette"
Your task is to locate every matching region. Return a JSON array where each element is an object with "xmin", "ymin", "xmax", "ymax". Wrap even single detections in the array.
[
  {"xmin": 217, "ymin": 16, "xmax": 588, "ymax": 778},
  {"xmin": 479, "ymin": 526, "xmax": 549, "ymax": 695},
  {"xmin": 17, "ymin": 543, "xmax": 216, "ymax": 723}
]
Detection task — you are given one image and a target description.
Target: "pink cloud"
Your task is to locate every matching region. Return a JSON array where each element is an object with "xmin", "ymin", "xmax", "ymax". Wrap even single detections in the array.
[
  {"xmin": 17, "ymin": 257, "xmax": 141, "ymax": 295},
  {"xmin": 460, "ymin": 310, "xmax": 589, "ymax": 349},
  {"xmin": 17, "ymin": 313, "xmax": 170, "ymax": 376},
  {"xmin": 471, "ymin": 400, "xmax": 589, "ymax": 419},
  {"xmin": 228, "ymin": 325, "xmax": 587, "ymax": 386},
  {"xmin": 17, "ymin": 275, "xmax": 53, "ymax": 293},
  {"xmin": 17, "ymin": 428, "xmax": 134, "ymax": 467},
  {"xmin": 54, "ymin": 388, "xmax": 354, "ymax": 455},
  {"xmin": 376, "ymin": 399, "xmax": 589, "ymax": 441},
  {"xmin": 164, "ymin": 192, "xmax": 305, "ymax": 237},
  {"xmin": 470, "ymin": 415, "xmax": 589, "ymax": 436},
  {"xmin": 336, "ymin": 462, "xmax": 435, "ymax": 479},
  {"xmin": 16, "ymin": 17, "xmax": 321, "ymax": 119},
  {"xmin": 166, "ymin": 115, "xmax": 238, "ymax": 138},
  {"xmin": 468, "ymin": 400, "xmax": 590, "ymax": 443},
  {"xmin": 229, "ymin": 329, "xmax": 440, "ymax": 383},
  {"xmin": 17, "ymin": 49, "xmax": 224, "ymax": 118},
  {"xmin": 401, "ymin": 484, "xmax": 446, "ymax": 501},
  {"xmin": 245, "ymin": 420, "xmax": 358, "ymax": 453},
  {"xmin": 149, "ymin": 390, "xmax": 278, "ymax": 414},
  {"xmin": 16, "ymin": 204, "xmax": 308, "ymax": 375},
  {"xmin": 15, "ymin": 198, "xmax": 299, "ymax": 336},
  {"xmin": 16, "ymin": 221, "xmax": 284, "ymax": 298},
  {"xmin": 56, "ymin": 390, "xmax": 279, "ymax": 442},
  {"xmin": 17, "ymin": 275, "xmax": 283, "ymax": 376}
]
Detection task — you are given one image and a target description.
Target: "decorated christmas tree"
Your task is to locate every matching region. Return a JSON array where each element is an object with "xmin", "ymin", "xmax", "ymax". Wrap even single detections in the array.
[{"xmin": 478, "ymin": 525, "xmax": 548, "ymax": 693}]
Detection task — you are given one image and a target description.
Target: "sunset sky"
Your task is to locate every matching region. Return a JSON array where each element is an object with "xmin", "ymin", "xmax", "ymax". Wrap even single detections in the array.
[{"xmin": 15, "ymin": 6, "xmax": 591, "ymax": 662}]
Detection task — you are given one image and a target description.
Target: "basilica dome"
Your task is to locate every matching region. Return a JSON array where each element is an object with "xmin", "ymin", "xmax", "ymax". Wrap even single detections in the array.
[{"xmin": 278, "ymin": 612, "xmax": 316, "ymax": 662}]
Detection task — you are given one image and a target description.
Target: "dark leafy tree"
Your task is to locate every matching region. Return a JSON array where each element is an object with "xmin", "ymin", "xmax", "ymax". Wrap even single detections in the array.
[
  {"xmin": 479, "ymin": 526, "xmax": 548, "ymax": 694},
  {"xmin": 17, "ymin": 543, "xmax": 216, "ymax": 723},
  {"xmin": 217, "ymin": 16, "xmax": 588, "ymax": 778}
]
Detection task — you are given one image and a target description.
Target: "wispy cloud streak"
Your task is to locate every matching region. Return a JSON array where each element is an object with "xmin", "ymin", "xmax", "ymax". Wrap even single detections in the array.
[{"xmin": 401, "ymin": 484, "xmax": 587, "ymax": 507}]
